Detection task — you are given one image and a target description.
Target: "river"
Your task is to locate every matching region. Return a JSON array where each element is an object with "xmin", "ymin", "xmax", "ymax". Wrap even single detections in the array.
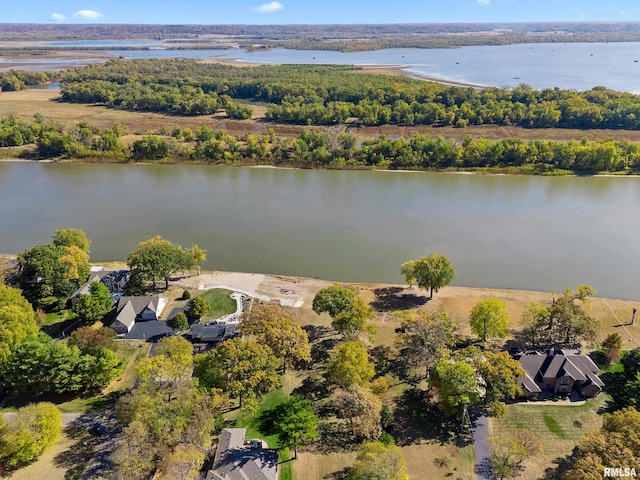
[
  {"xmin": 88, "ymin": 41, "xmax": 640, "ymax": 92},
  {"xmin": 1, "ymin": 161, "xmax": 638, "ymax": 300},
  {"xmin": 3, "ymin": 41, "xmax": 640, "ymax": 92}
]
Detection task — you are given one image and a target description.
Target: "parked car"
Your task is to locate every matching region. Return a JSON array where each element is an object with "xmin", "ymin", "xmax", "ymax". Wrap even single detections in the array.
[{"xmin": 90, "ymin": 422, "xmax": 107, "ymax": 435}]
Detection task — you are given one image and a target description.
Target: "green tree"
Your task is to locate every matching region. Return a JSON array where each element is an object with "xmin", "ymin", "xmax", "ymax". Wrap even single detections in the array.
[
  {"xmin": 2, "ymin": 335, "xmax": 122, "ymax": 395},
  {"xmin": 327, "ymin": 340, "xmax": 375, "ymax": 389},
  {"xmin": 522, "ymin": 285, "xmax": 599, "ymax": 347},
  {"xmin": 0, "ymin": 402, "xmax": 62, "ymax": 467},
  {"xmin": 347, "ymin": 441, "xmax": 410, "ymax": 480},
  {"xmin": 17, "ymin": 242, "xmax": 88, "ymax": 305},
  {"xmin": 469, "ymin": 298, "xmax": 510, "ymax": 342},
  {"xmin": 162, "ymin": 444, "xmax": 204, "ymax": 480},
  {"xmin": 73, "ymin": 294, "xmax": 106, "ymax": 323},
  {"xmin": 170, "ymin": 312, "xmax": 189, "ymax": 330},
  {"xmin": 396, "ymin": 307, "xmax": 457, "ymax": 380},
  {"xmin": 476, "ymin": 350, "xmax": 526, "ymax": 406},
  {"xmin": 312, "ymin": 285, "xmax": 358, "ymax": 318},
  {"xmin": 0, "ymin": 284, "xmax": 38, "ymax": 365},
  {"xmin": 194, "ymin": 338, "xmax": 280, "ymax": 407},
  {"xmin": 271, "ymin": 395, "xmax": 319, "ymax": 459},
  {"xmin": 127, "ymin": 235, "xmax": 199, "ymax": 289},
  {"xmin": 400, "ymin": 254, "xmax": 455, "ymax": 299},
  {"xmin": 241, "ymin": 303, "xmax": 311, "ymax": 372},
  {"xmin": 89, "ymin": 280, "xmax": 114, "ymax": 312},
  {"xmin": 430, "ymin": 359, "xmax": 480, "ymax": 419},
  {"xmin": 187, "ymin": 296, "xmax": 211, "ymax": 319},
  {"xmin": 137, "ymin": 336, "xmax": 195, "ymax": 403},
  {"xmin": 520, "ymin": 302, "xmax": 548, "ymax": 348},
  {"xmin": 132, "ymin": 135, "xmax": 169, "ymax": 160},
  {"xmin": 331, "ymin": 298, "xmax": 377, "ymax": 341},
  {"xmin": 53, "ymin": 228, "xmax": 91, "ymax": 253},
  {"xmin": 187, "ymin": 245, "xmax": 207, "ymax": 275}
]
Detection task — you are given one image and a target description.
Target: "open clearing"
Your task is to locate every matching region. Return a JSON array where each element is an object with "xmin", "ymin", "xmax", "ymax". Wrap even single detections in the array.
[{"xmin": 489, "ymin": 394, "xmax": 609, "ymax": 480}]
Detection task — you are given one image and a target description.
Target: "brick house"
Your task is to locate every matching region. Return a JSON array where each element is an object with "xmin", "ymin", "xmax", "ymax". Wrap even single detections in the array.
[{"xmin": 517, "ymin": 350, "xmax": 604, "ymax": 398}]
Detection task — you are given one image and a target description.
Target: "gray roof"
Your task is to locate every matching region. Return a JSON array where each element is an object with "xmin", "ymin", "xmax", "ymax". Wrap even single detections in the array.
[
  {"xmin": 209, "ymin": 428, "xmax": 278, "ymax": 480},
  {"xmin": 518, "ymin": 353, "xmax": 603, "ymax": 391},
  {"xmin": 111, "ymin": 301, "xmax": 137, "ymax": 331},
  {"xmin": 110, "ymin": 295, "xmax": 164, "ymax": 332},
  {"xmin": 71, "ymin": 271, "xmax": 108, "ymax": 298},
  {"xmin": 116, "ymin": 296, "xmax": 163, "ymax": 315},
  {"xmin": 520, "ymin": 373, "xmax": 542, "ymax": 393},
  {"xmin": 190, "ymin": 323, "xmax": 237, "ymax": 343}
]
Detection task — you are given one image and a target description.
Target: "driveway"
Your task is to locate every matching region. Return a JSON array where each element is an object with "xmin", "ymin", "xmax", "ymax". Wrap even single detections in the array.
[{"xmin": 472, "ymin": 413, "xmax": 492, "ymax": 480}]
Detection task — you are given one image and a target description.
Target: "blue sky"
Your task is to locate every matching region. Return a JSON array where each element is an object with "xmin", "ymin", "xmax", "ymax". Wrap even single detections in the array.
[{"xmin": 2, "ymin": 0, "xmax": 640, "ymax": 24}]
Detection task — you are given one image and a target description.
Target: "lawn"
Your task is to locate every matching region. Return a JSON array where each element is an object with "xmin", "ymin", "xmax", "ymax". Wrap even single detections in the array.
[
  {"xmin": 489, "ymin": 394, "xmax": 609, "ymax": 480},
  {"xmin": 197, "ymin": 288, "xmax": 238, "ymax": 321},
  {"xmin": 225, "ymin": 372, "xmax": 303, "ymax": 479},
  {"xmin": 40, "ymin": 309, "xmax": 78, "ymax": 338}
]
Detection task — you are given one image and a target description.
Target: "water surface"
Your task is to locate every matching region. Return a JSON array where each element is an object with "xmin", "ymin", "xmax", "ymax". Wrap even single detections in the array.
[{"xmin": 1, "ymin": 162, "xmax": 638, "ymax": 299}]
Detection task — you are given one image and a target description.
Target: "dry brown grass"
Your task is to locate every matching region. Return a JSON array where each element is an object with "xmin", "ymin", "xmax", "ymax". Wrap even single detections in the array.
[
  {"xmin": 292, "ymin": 451, "xmax": 356, "ymax": 480},
  {"xmin": 357, "ymin": 283, "xmax": 640, "ymax": 348},
  {"xmin": 7, "ymin": 430, "xmax": 76, "ymax": 480}
]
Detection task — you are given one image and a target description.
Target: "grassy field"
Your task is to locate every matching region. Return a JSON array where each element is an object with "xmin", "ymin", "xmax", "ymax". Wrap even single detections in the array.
[
  {"xmin": 225, "ymin": 373, "xmax": 303, "ymax": 480},
  {"xmin": 489, "ymin": 394, "xmax": 610, "ymax": 480},
  {"xmin": 197, "ymin": 288, "xmax": 238, "ymax": 321}
]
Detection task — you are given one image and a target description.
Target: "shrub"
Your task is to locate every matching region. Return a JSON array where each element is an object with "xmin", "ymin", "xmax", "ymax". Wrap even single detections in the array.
[
  {"xmin": 181, "ymin": 289, "xmax": 191, "ymax": 300},
  {"xmin": 170, "ymin": 312, "xmax": 189, "ymax": 331},
  {"xmin": 378, "ymin": 431, "xmax": 394, "ymax": 445},
  {"xmin": 433, "ymin": 456, "xmax": 451, "ymax": 468}
]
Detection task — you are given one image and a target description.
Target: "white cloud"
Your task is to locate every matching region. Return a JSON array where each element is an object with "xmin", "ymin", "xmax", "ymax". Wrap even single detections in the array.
[
  {"xmin": 50, "ymin": 13, "xmax": 66, "ymax": 22},
  {"xmin": 73, "ymin": 10, "xmax": 103, "ymax": 20},
  {"xmin": 477, "ymin": 0, "xmax": 490, "ymax": 5},
  {"xmin": 252, "ymin": 2, "xmax": 284, "ymax": 13}
]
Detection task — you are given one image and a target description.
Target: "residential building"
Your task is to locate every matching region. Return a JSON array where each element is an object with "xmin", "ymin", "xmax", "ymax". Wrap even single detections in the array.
[
  {"xmin": 206, "ymin": 428, "xmax": 278, "ymax": 480},
  {"xmin": 109, "ymin": 295, "xmax": 166, "ymax": 334},
  {"xmin": 517, "ymin": 349, "xmax": 604, "ymax": 398}
]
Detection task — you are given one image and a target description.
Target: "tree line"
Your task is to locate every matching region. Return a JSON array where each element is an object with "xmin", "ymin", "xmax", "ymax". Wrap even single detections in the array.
[
  {"xmin": 5, "ymin": 114, "xmax": 640, "ymax": 174},
  {"xmin": 55, "ymin": 59, "xmax": 640, "ymax": 129}
]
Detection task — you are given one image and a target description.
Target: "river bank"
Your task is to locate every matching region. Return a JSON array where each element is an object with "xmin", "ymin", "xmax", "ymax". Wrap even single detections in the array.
[{"xmin": 1, "ymin": 252, "xmax": 639, "ymax": 344}]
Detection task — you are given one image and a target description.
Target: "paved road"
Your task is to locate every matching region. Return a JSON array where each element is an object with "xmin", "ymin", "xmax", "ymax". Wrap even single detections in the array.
[
  {"xmin": 472, "ymin": 413, "xmax": 492, "ymax": 480},
  {"xmin": 3, "ymin": 412, "xmax": 83, "ymax": 426}
]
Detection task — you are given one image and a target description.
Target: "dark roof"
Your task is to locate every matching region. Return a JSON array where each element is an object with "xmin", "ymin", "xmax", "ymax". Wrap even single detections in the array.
[
  {"xmin": 189, "ymin": 323, "xmax": 237, "ymax": 343},
  {"xmin": 520, "ymin": 373, "xmax": 542, "ymax": 393},
  {"xmin": 208, "ymin": 428, "xmax": 278, "ymax": 480},
  {"xmin": 518, "ymin": 353, "xmax": 604, "ymax": 391},
  {"xmin": 562, "ymin": 358, "xmax": 587, "ymax": 381}
]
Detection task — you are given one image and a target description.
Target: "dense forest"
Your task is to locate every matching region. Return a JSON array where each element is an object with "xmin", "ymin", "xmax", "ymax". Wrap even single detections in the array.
[
  {"xmin": 57, "ymin": 58, "xmax": 640, "ymax": 129},
  {"xmin": 2, "ymin": 114, "xmax": 639, "ymax": 174}
]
